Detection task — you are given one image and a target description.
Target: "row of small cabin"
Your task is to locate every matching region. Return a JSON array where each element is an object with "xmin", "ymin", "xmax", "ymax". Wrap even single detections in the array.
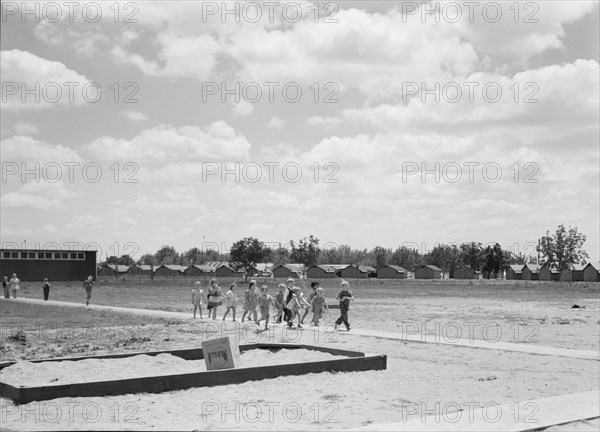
[
  {"xmin": 98, "ymin": 262, "xmax": 600, "ymax": 282},
  {"xmin": 506, "ymin": 263, "xmax": 600, "ymax": 282},
  {"xmin": 98, "ymin": 263, "xmax": 448, "ymax": 280}
]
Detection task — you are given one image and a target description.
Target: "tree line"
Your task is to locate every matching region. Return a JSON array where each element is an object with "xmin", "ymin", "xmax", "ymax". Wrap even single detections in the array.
[{"xmin": 105, "ymin": 224, "xmax": 589, "ymax": 276}]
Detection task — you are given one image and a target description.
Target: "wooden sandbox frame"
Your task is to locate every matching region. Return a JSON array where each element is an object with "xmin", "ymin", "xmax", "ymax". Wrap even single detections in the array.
[{"xmin": 0, "ymin": 343, "xmax": 387, "ymax": 404}]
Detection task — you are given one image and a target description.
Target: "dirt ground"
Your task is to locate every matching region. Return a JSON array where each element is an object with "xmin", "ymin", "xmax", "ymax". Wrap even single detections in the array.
[{"xmin": 0, "ymin": 279, "xmax": 598, "ymax": 430}]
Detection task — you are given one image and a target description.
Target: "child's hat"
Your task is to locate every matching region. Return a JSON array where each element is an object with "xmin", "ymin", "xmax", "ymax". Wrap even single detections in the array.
[
  {"xmin": 286, "ymin": 277, "xmax": 295, "ymax": 282},
  {"xmin": 195, "ymin": 281, "xmax": 201, "ymax": 285}
]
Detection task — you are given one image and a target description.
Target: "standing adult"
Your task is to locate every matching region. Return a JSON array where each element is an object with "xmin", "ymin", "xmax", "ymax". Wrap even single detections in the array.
[
  {"xmin": 9, "ymin": 273, "xmax": 20, "ymax": 299},
  {"xmin": 83, "ymin": 275, "xmax": 94, "ymax": 306},
  {"xmin": 42, "ymin": 278, "xmax": 51, "ymax": 301},
  {"xmin": 2, "ymin": 276, "xmax": 9, "ymax": 299}
]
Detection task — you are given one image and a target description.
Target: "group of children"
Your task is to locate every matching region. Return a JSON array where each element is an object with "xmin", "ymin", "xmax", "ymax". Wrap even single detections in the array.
[
  {"xmin": 190, "ymin": 277, "xmax": 354, "ymax": 331},
  {"xmin": 1, "ymin": 274, "xmax": 95, "ymax": 305},
  {"xmin": 2, "ymin": 274, "xmax": 21, "ymax": 299}
]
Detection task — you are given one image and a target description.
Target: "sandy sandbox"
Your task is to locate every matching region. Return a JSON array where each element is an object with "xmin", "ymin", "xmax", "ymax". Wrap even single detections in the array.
[{"xmin": 0, "ymin": 349, "xmax": 348, "ymax": 387}]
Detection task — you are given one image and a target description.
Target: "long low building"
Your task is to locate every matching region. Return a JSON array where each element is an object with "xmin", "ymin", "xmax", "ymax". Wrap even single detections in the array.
[
  {"xmin": 306, "ymin": 264, "xmax": 348, "ymax": 278},
  {"xmin": 97, "ymin": 264, "xmax": 130, "ymax": 277},
  {"xmin": 414, "ymin": 264, "xmax": 443, "ymax": 279},
  {"xmin": 272, "ymin": 264, "xmax": 304, "ymax": 279},
  {"xmin": 0, "ymin": 249, "xmax": 97, "ymax": 281},
  {"xmin": 377, "ymin": 265, "xmax": 408, "ymax": 279}
]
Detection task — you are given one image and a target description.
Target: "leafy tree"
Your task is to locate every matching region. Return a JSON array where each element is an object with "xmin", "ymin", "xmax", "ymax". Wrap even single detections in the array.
[
  {"xmin": 230, "ymin": 237, "xmax": 267, "ymax": 281},
  {"xmin": 425, "ymin": 244, "xmax": 460, "ymax": 275},
  {"xmin": 459, "ymin": 242, "xmax": 484, "ymax": 271},
  {"xmin": 106, "ymin": 256, "xmax": 118, "ymax": 264},
  {"xmin": 371, "ymin": 246, "xmax": 391, "ymax": 270},
  {"xmin": 268, "ymin": 247, "xmax": 290, "ymax": 267},
  {"xmin": 183, "ymin": 247, "xmax": 203, "ymax": 265},
  {"xmin": 317, "ymin": 245, "xmax": 339, "ymax": 265},
  {"xmin": 389, "ymin": 246, "xmax": 424, "ymax": 271},
  {"xmin": 116, "ymin": 254, "xmax": 135, "ymax": 266},
  {"xmin": 290, "ymin": 235, "xmax": 320, "ymax": 271},
  {"xmin": 537, "ymin": 224, "xmax": 589, "ymax": 270},
  {"xmin": 137, "ymin": 254, "xmax": 157, "ymax": 265},
  {"xmin": 154, "ymin": 245, "xmax": 179, "ymax": 265},
  {"xmin": 482, "ymin": 243, "xmax": 505, "ymax": 278},
  {"xmin": 503, "ymin": 250, "xmax": 527, "ymax": 265},
  {"xmin": 204, "ymin": 249, "xmax": 225, "ymax": 262}
]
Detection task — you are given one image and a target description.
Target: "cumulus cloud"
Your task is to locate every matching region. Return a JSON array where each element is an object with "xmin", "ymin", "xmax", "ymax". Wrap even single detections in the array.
[
  {"xmin": 1, "ymin": 49, "xmax": 92, "ymax": 111},
  {"xmin": 268, "ymin": 117, "xmax": 286, "ymax": 129},
  {"xmin": 122, "ymin": 110, "xmax": 149, "ymax": 122},
  {"xmin": 1, "ymin": 135, "xmax": 83, "ymax": 164},
  {"xmin": 13, "ymin": 122, "xmax": 39, "ymax": 135},
  {"xmin": 86, "ymin": 121, "xmax": 252, "ymax": 164}
]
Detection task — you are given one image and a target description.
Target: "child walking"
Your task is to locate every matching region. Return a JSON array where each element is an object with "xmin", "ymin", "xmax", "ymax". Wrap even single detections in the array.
[
  {"xmin": 274, "ymin": 284, "xmax": 285, "ymax": 323},
  {"xmin": 222, "ymin": 283, "xmax": 238, "ymax": 321},
  {"xmin": 334, "ymin": 280, "xmax": 354, "ymax": 331},
  {"xmin": 3, "ymin": 276, "xmax": 9, "ymax": 299},
  {"xmin": 255, "ymin": 286, "xmax": 277, "ymax": 330},
  {"xmin": 191, "ymin": 281, "xmax": 207, "ymax": 319},
  {"xmin": 287, "ymin": 287, "xmax": 308, "ymax": 328},
  {"xmin": 206, "ymin": 279, "xmax": 225, "ymax": 320},
  {"xmin": 301, "ymin": 282, "xmax": 318, "ymax": 324},
  {"xmin": 241, "ymin": 280, "xmax": 258, "ymax": 322},
  {"xmin": 82, "ymin": 275, "xmax": 93, "ymax": 305},
  {"xmin": 42, "ymin": 278, "xmax": 51, "ymax": 301},
  {"xmin": 297, "ymin": 288, "xmax": 312, "ymax": 325},
  {"xmin": 311, "ymin": 287, "xmax": 329, "ymax": 326}
]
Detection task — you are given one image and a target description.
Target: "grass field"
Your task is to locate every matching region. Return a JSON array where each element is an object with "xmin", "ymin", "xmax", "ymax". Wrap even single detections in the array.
[
  {"xmin": 6, "ymin": 277, "xmax": 600, "ymax": 350},
  {"xmin": 1, "ymin": 278, "xmax": 598, "ymax": 430}
]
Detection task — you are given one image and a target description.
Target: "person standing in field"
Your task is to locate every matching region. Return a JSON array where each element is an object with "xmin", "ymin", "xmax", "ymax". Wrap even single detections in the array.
[
  {"xmin": 241, "ymin": 280, "xmax": 258, "ymax": 322},
  {"xmin": 222, "ymin": 283, "xmax": 238, "ymax": 321},
  {"xmin": 255, "ymin": 285, "xmax": 277, "ymax": 330},
  {"xmin": 191, "ymin": 281, "xmax": 207, "ymax": 319},
  {"xmin": 9, "ymin": 273, "xmax": 20, "ymax": 299},
  {"xmin": 82, "ymin": 275, "xmax": 94, "ymax": 306},
  {"xmin": 2, "ymin": 276, "xmax": 9, "ymax": 299},
  {"xmin": 206, "ymin": 279, "xmax": 225, "ymax": 320},
  {"xmin": 311, "ymin": 287, "xmax": 329, "ymax": 326},
  {"xmin": 42, "ymin": 278, "xmax": 51, "ymax": 301},
  {"xmin": 334, "ymin": 280, "xmax": 354, "ymax": 331}
]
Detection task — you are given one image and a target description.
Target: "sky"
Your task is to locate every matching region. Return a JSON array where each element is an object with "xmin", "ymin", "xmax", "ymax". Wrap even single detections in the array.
[{"xmin": 1, "ymin": 0, "xmax": 599, "ymax": 263}]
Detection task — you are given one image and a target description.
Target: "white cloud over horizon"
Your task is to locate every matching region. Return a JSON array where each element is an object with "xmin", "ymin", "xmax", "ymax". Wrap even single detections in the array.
[{"xmin": 0, "ymin": 1, "xmax": 598, "ymax": 263}]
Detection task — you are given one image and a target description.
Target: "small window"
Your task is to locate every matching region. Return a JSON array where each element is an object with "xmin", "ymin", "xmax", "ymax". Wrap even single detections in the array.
[
  {"xmin": 54, "ymin": 252, "xmax": 61, "ymax": 259},
  {"xmin": 3, "ymin": 252, "xmax": 10, "ymax": 259},
  {"xmin": 21, "ymin": 252, "xmax": 28, "ymax": 259},
  {"xmin": 70, "ymin": 252, "xmax": 77, "ymax": 259},
  {"xmin": 28, "ymin": 252, "xmax": 36, "ymax": 259},
  {"xmin": 45, "ymin": 252, "xmax": 53, "ymax": 259},
  {"xmin": 61, "ymin": 252, "xmax": 68, "ymax": 259},
  {"xmin": 11, "ymin": 252, "xmax": 18, "ymax": 259},
  {"xmin": 77, "ymin": 252, "xmax": 84, "ymax": 259},
  {"xmin": 37, "ymin": 252, "xmax": 45, "ymax": 259}
]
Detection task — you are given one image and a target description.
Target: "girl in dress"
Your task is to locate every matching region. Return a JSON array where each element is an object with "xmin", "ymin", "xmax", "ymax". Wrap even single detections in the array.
[
  {"xmin": 241, "ymin": 280, "xmax": 258, "ymax": 322},
  {"xmin": 9, "ymin": 273, "xmax": 20, "ymax": 299},
  {"xmin": 191, "ymin": 281, "xmax": 207, "ymax": 319},
  {"xmin": 310, "ymin": 287, "xmax": 329, "ymax": 326},
  {"xmin": 206, "ymin": 279, "xmax": 225, "ymax": 320},
  {"xmin": 222, "ymin": 283, "xmax": 238, "ymax": 321},
  {"xmin": 255, "ymin": 286, "xmax": 277, "ymax": 330}
]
